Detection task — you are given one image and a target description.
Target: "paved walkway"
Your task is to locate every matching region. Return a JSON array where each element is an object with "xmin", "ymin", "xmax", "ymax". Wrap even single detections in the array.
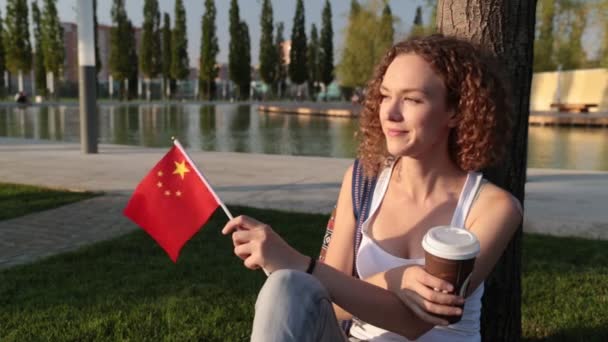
[{"xmin": 1, "ymin": 138, "xmax": 608, "ymax": 269}]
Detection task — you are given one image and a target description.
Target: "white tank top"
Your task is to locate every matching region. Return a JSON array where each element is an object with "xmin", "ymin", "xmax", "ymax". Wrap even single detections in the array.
[{"xmin": 349, "ymin": 163, "xmax": 484, "ymax": 342}]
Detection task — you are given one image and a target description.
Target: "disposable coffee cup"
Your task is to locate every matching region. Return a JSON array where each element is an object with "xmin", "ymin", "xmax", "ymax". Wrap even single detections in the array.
[{"xmin": 422, "ymin": 226, "xmax": 480, "ymax": 324}]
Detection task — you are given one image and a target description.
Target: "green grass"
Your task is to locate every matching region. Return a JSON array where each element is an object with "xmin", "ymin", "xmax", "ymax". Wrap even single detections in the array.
[
  {"xmin": 0, "ymin": 182, "xmax": 98, "ymax": 221},
  {"xmin": 0, "ymin": 202, "xmax": 606, "ymax": 341},
  {"xmin": 522, "ymin": 234, "xmax": 608, "ymax": 341}
]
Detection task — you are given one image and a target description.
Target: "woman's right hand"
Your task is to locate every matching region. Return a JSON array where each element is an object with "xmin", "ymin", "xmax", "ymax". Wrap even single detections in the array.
[{"xmin": 389, "ymin": 265, "xmax": 465, "ymax": 326}]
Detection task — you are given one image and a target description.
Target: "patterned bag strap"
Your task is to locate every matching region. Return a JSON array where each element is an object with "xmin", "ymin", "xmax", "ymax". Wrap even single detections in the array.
[
  {"xmin": 351, "ymin": 159, "xmax": 377, "ymax": 278},
  {"xmin": 317, "ymin": 159, "xmax": 377, "ymax": 335}
]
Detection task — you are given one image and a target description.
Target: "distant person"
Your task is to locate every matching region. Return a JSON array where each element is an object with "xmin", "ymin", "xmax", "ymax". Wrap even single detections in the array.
[
  {"xmin": 15, "ymin": 91, "xmax": 28, "ymax": 104},
  {"xmin": 222, "ymin": 34, "xmax": 522, "ymax": 341}
]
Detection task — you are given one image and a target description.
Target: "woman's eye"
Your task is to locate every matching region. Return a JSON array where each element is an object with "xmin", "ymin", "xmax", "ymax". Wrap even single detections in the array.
[{"xmin": 404, "ymin": 97, "xmax": 421, "ymax": 103}]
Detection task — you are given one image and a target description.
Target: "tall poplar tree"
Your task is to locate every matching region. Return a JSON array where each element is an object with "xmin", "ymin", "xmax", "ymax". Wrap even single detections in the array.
[
  {"xmin": 556, "ymin": 1, "xmax": 586, "ymax": 70},
  {"xmin": 32, "ymin": 1, "xmax": 46, "ymax": 96},
  {"xmin": 259, "ymin": 0, "xmax": 276, "ymax": 92},
  {"xmin": 274, "ymin": 22, "xmax": 287, "ymax": 98},
  {"xmin": 94, "ymin": 0, "xmax": 101, "ymax": 75},
  {"xmin": 228, "ymin": 0, "xmax": 251, "ymax": 99},
  {"xmin": 140, "ymin": 0, "xmax": 162, "ymax": 100},
  {"xmin": 171, "ymin": 0, "xmax": 189, "ymax": 81},
  {"xmin": 199, "ymin": 0, "xmax": 219, "ymax": 100},
  {"xmin": 289, "ymin": 0, "xmax": 308, "ymax": 86},
  {"xmin": 126, "ymin": 19, "xmax": 138, "ymax": 100},
  {"xmin": 239, "ymin": 21, "xmax": 251, "ymax": 99},
  {"xmin": 41, "ymin": 0, "xmax": 63, "ymax": 97},
  {"xmin": 0, "ymin": 11, "xmax": 6, "ymax": 97},
  {"xmin": 161, "ymin": 12, "xmax": 173, "ymax": 97},
  {"xmin": 109, "ymin": 0, "xmax": 131, "ymax": 99},
  {"xmin": 437, "ymin": 0, "xmax": 536, "ymax": 339},
  {"xmin": 377, "ymin": 2, "xmax": 395, "ymax": 55},
  {"xmin": 410, "ymin": 6, "xmax": 426, "ymax": 38},
  {"xmin": 319, "ymin": 0, "xmax": 334, "ymax": 95},
  {"xmin": 228, "ymin": 0, "xmax": 240, "ymax": 97},
  {"xmin": 4, "ymin": 0, "xmax": 32, "ymax": 93},
  {"xmin": 307, "ymin": 24, "xmax": 320, "ymax": 100}
]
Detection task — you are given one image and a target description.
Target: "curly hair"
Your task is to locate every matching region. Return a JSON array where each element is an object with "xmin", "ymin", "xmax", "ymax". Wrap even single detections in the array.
[{"xmin": 357, "ymin": 34, "xmax": 511, "ymax": 177}]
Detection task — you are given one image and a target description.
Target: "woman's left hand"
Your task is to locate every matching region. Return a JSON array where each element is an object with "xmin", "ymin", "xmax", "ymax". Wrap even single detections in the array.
[{"xmin": 221, "ymin": 215, "xmax": 308, "ymax": 274}]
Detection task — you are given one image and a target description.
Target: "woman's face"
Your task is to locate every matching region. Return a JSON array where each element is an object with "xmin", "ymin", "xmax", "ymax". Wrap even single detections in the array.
[{"xmin": 378, "ymin": 53, "xmax": 455, "ymax": 158}]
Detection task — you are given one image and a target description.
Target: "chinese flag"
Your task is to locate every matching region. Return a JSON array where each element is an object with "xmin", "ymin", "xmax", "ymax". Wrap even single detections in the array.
[{"xmin": 124, "ymin": 145, "xmax": 220, "ymax": 262}]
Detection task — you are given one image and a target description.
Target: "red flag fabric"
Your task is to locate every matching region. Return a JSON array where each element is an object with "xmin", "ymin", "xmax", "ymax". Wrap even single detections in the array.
[{"xmin": 124, "ymin": 145, "xmax": 220, "ymax": 262}]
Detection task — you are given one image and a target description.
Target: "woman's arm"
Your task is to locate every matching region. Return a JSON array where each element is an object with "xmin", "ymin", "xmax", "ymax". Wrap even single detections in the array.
[
  {"xmin": 319, "ymin": 165, "xmax": 357, "ymax": 321},
  {"xmin": 222, "ymin": 165, "xmax": 457, "ymax": 340},
  {"xmin": 461, "ymin": 184, "xmax": 523, "ymax": 296}
]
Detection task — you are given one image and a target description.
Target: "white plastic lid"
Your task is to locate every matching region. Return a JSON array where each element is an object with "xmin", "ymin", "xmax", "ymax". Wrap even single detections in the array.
[{"xmin": 422, "ymin": 226, "xmax": 480, "ymax": 260}]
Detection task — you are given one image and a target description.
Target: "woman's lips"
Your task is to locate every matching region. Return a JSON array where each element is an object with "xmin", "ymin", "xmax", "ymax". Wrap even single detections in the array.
[{"xmin": 387, "ymin": 129, "xmax": 409, "ymax": 137}]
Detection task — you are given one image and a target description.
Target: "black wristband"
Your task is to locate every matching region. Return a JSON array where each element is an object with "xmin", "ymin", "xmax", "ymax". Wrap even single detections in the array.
[{"xmin": 305, "ymin": 256, "xmax": 317, "ymax": 274}]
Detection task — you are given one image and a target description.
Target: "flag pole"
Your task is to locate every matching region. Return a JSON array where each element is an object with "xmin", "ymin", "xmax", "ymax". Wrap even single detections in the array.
[
  {"xmin": 171, "ymin": 137, "xmax": 233, "ymax": 220},
  {"xmin": 172, "ymin": 138, "xmax": 270, "ymax": 276}
]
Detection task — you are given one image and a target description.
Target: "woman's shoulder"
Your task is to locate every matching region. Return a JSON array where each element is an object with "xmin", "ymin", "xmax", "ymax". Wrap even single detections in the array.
[{"xmin": 474, "ymin": 179, "xmax": 523, "ymax": 220}]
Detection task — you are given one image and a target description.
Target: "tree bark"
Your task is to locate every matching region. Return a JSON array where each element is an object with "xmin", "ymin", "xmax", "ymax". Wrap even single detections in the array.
[{"xmin": 436, "ymin": 1, "xmax": 536, "ymax": 341}]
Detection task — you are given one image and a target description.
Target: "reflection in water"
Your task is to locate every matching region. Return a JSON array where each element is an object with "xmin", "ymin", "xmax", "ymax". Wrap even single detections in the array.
[{"xmin": 1, "ymin": 104, "xmax": 608, "ymax": 171}]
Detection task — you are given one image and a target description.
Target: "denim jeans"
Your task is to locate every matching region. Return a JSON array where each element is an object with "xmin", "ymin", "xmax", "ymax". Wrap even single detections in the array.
[{"xmin": 250, "ymin": 269, "xmax": 358, "ymax": 342}]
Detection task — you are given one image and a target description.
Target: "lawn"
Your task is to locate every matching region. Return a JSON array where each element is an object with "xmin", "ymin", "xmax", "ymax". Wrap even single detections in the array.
[
  {"xmin": 0, "ymin": 182, "xmax": 97, "ymax": 221},
  {"xmin": 1, "ymin": 202, "xmax": 606, "ymax": 341}
]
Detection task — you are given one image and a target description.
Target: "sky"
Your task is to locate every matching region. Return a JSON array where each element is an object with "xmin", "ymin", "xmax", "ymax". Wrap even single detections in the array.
[{"xmin": 0, "ymin": 0, "xmax": 429, "ymax": 67}]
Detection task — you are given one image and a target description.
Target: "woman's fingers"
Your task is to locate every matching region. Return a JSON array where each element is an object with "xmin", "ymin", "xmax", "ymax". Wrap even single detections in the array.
[
  {"xmin": 234, "ymin": 243, "xmax": 251, "ymax": 260},
  {"xmin": 418, "ymin": 271, "xmax": 455, "ymax": 294},
  {"xmin": 222, "ymin": 215, "xmax": 268, "ymax": 235},
  {"xmin": 396, "ymin": 290, "xmax": 449, "ymax": 326},
  {"xmin": 232, "ymin": 229, "xmax": 253, "ymax": 246},
  {"xmin": 244, "ymin": 255, "xmax": 261, "ymax": 270},
  {"xmin": 407, "ymin": 287, "xmax": 463, "ymax": 317},
  {"xmin": 417, "ymin": 284, "xmax": 465, "ymax": 306}
]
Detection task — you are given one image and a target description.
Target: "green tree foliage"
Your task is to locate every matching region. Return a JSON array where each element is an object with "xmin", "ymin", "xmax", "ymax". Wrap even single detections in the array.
[
  {"xmin": 171, "ymin": 0, "xmax": 189, "ymax": 80},
  {"xmin": 41, "ymin": 0, "xmax": 63, "ymax": 77},
  {"xmin": 126, "ymin": 19, "xmax": 139, "ymax": 99},
  {"xmin": 4, "ymin": 0, "xmax": 32, "ymax": 90},
  {"xmin": 319, "ymin": 0, "xmax": 334, "ymax": 87},
  {"xmin": 140, "ymin": 0, "xmax": 162, "ymax": 79},
  {"xmin": 338, "ymin": 0, "xmax": 396, "ymax": 88},
  {"xmin": 161, "ymin": 12, "xmax": 173, "ymax": 96},
  {"xmin": 259, "ymin": 0, "xmax": 277, "ymax": 88},
  {"xmin": 601, "ymin": 0, "xmax": 608, "ymax": 68},
  {"xmin": 274, "ymin": 22, "xmax": 287, "ymax": 97},
  {"xmin": 307, "ymin": 24, "xmax": 320, "ymax": 98},
  {"xmin": 0, "ymin": 11, "xmax": 6, "ymax": 97},
  {"xmin": 377, "ymin": 2, "xmax": 395, "ymax": 56},
  {"xmin": 94, "ymin": 0, "xmax": 101, "ymax": 74},
  {"xmin": 409, "ymin": 6, "xmax": 426, "ymax": 38},
  {"xmin": 238, "ymin": 21, "xmax": 251, "ymax": 99},
  {"xmin": 109, "ymin": 0, "xmax": 131, "ymax": 83},
  {"xmin": 424, "ymin": 0, "xmax": 437, "ymax": 34},
  {"xmin": 534, "ymin": 0, "xmax": 556, "ymax": 71},
  {"xmin": 228, "ymin": 0, "xmax": 239, "ymax": 91},
  {"xmin": 31, "ymin": 1, "xmax": 46, "ymax": 96},
  {"xmin": 555, "ymin": 0, "xmax": 587, "ymax": 70},
  {"xmin": 199, "ymin": 0, "xmax": 219, "ymax": 100},
  {"xmin": 228, "ymin": 0, "xmax": 251, "ymax": 99},
  {"xmin": 289, "ymin": 0, "xmax": 308, "ymax": 85}
]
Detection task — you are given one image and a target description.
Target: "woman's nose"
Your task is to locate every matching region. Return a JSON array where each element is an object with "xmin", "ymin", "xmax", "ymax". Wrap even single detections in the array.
[{"xmin": 385, "ymin": 99, "xmax": 404, "ymax": 122}]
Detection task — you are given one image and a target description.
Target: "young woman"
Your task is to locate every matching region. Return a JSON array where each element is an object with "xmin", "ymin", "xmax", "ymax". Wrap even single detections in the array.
[{"xmin": 222, "ymin": 34, "xmax": 522, "ymax": 342}]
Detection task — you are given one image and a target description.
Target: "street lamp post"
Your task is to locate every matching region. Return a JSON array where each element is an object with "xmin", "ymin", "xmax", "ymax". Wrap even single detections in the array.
[{"xmin": 77, "ymin": 0, "xmax": 98, "ymax": 153}]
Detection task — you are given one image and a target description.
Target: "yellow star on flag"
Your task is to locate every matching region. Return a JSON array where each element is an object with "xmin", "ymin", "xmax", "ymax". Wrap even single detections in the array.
[
  {"xmin": 157, "ymin": 181, "xmax": 163, "ymax": 188},
  {"xmin": 173, "ymin": 160, "xmax": 190, "ymax": 180},
  {"xmin": 176, "ymin": 190, "xmax": 182, "ymax": 197},
  {"xmin": 157, "ymin": 171, "xmax": 163, "ymax": 176}
]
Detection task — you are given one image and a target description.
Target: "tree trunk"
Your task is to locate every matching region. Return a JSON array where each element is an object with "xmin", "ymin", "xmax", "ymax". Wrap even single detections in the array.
[{"xmin": 436, "ymin": 0, "xmax": 536, "ymax": 341}]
